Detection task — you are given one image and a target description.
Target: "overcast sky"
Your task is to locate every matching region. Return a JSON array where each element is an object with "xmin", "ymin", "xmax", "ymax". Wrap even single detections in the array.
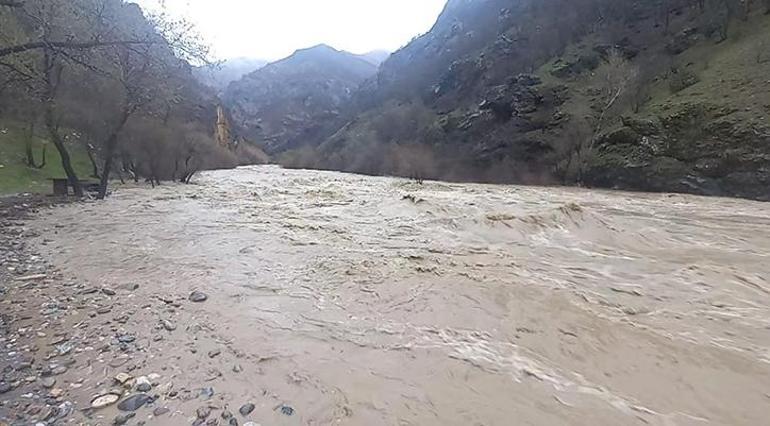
[{"xmin": 132, "ymin": 0, "xmax": 447, "ymax": 61}]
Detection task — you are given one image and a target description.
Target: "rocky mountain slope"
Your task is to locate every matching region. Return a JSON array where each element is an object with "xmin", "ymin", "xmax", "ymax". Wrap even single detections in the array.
[
  {"xmin": 224, "ymin": 45, "xmax": 378, "ymax": 154},
  {"xmin": 275, "ymin": 0, "xmax": 770, "ymax": 201}
]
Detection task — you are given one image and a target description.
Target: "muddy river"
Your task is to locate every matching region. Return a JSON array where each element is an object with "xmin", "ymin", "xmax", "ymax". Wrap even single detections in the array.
[{"xmin": 21, "ymin": 166, "xmax": 770, "ymax": 425}]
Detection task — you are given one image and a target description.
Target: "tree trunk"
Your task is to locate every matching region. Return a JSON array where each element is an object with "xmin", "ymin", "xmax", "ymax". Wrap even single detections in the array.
[
  {"xmin": 0, "ymin": 1, "xmax": 24, "ymax": 8},
  {"xmin": 98, "ymin": 154, "xmax": 113, "ymax": 199},
  {"xmin": 121, "ymin": 154, "xmax": 137, "ymax": 182},
  {"xmin": 37, "ymin": 144, "xmax": 46, "ymax": 169},
  {"xmin": 42, "ymin": 49, "xmax": 82, "ymax": 197},
  {"xmin": 23, "ymin": 123, "xmax": 47, "ymax": 169},
  {"xmin": 24, "ymin": 122, "xmax": 36, "ymax": 167},
  {"xmin": 742, "ymin": 0, "xmax": 752, "ymax": 20},
  {"xmin": 86, "ymin": 143, "xmax": 100, "ymax": 178},
  {"xmin": 25, "ymin": 139, "xmax": 35, "ymax": 167},
  {"xmin": 661, "ymin": 0, "xmax": 671, "ymax": 35},
  {"xmin": 184, "ymin": 169, "xmax": 198, "ymax": 184},
  {"xmin": 97, "ymin": 108, "xmax": 132, "ymax": 200},
  {"xmin": 719, "ymin": 0, "xmax": 734, "ymax": 41},
  {"xmin": 24, "ymin": 142, "xmax": 46, "ymax": 169},
  {"xmin": 47, "ymin": 125, "xmax": 82, "ymax": 197}
]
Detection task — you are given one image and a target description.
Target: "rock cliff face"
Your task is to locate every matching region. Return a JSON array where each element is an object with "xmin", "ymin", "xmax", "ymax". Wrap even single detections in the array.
[
  {"xmin": 270, "ymin": 0, "xmax": 770, "ymax": 200},
  {"xmin": 223, "ymin": 45, "xmax": 377, "ymax": 154},
  {"xmin": 215, "ymin": 105, "xmax": 232, "ymax": 149}
]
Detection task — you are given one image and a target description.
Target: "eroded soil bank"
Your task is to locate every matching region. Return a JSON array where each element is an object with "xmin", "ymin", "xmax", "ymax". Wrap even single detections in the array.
[{"xmin": 2, "ymin": 165, "xmax": 770, "ymax": 425}]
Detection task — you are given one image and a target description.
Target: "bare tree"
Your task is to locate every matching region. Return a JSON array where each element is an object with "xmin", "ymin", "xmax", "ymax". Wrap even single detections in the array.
[
  {"xmin": 740, "ymin": 0, "xmax": 753, "ymax": 20},
  {"xmin": 0, "ymin": 0, "xmax": 146, "ymax": 196},
  {"xmin": 1, "ymin": 0, "xmax": 210, "ymax": 197},
  {"xmin": 659, "ymin": 0, "xmax": 674, "ymax": 34},
  {"xmin": 41, "ymin": 46, "xmax": 86, "ymax": 195},
  {"xmin": 94, "ymin": 37, "xmax": 207, "ymax": 198},
  {"xmin": 0, "ymin": 39, "xmax": 161, "ymax": 59},
  {"xmin": 0, "ymin": 1, "xmax": 164, "ymax": 59},
  {"xmin": 94, "ymin": 48, "xmax": 147, "ymax": 199},
  {"xmin": 572, "ymin": 49, "xmax": 638, "ymax": 182},
  {"xmin": 710, "ymin": 0, "xmax": 738, "ymax": 41},
  {"xmin": 590, "ymin": 50, "xmax": 638, "ymax": 145}
]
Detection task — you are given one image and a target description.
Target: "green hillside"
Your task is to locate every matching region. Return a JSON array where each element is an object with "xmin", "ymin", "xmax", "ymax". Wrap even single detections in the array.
[{"xmin": 0, "ymin": 122, "xmax": 92, "ymax": 195}]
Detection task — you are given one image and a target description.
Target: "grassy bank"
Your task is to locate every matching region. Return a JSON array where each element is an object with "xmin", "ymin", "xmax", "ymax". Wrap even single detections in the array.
[{"xmin": 0, "ymin": 122, "xmax": 92, "ymax": 195}]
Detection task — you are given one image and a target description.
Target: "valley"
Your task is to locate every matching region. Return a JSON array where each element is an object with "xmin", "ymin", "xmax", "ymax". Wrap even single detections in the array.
[{"xmin": 2, "ymin": 1, "xmax": 770, "ymax": 425}]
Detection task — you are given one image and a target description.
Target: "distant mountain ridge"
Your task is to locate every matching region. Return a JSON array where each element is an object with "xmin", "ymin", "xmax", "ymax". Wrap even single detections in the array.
[
  {"xmin": 197, "ymin": 48, "xmax": 388, "ymax": 93},
  {"xmin": 224, "ymin": 44, "xmax": 378, "ymax": 153},
  {"xmin": 193, "ymin": 57, "xmax": 269, "ymax": 91}
]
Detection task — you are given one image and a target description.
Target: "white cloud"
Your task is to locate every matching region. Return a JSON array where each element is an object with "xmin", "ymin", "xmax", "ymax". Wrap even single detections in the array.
[{"xmin": 132, "ymin": 0, "xmax": 447, "ymax": 60}]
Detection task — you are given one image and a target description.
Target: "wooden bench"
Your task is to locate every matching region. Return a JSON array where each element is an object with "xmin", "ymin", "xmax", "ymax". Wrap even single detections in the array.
[
  {"xmin": 51, "ymin": 179, "xmax": 100, "ymax": 196},
  {"xmin": 51, "ymin": 178, "xmax": 69, "ymax": 195}
]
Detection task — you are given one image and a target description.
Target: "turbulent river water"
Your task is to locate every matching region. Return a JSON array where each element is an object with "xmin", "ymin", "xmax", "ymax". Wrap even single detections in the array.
[{"xmin": 30, "ymin": 165, "xmax": 770, "ymax": 425}]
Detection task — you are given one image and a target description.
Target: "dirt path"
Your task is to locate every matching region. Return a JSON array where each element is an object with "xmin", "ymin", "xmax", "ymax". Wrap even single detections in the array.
[{"xmin": 2, "ymin": 166, "xmax": 770, "ymax": 425}]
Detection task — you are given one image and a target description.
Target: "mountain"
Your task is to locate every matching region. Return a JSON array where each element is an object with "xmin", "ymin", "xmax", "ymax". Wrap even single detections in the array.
[
  {"xmin": 224, "ymin": 44, "xmax": 378, "ymax": 154},
  {"xmin": 193, "ymin": 57, "xmax": 268, "ymax": 91},
  {"xmin": 276, "ymin": 0, "xmax": 770, "ymax": 201}
]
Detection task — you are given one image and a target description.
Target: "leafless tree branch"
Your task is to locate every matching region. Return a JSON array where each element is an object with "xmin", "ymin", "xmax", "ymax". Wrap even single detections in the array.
[
  {"xmin": 0, "ymin": 39, "xmax": 159, "ymax": 59},
  {"xmin": 0, "ymin": 1, "xmax": 24, "ymax": 8}
]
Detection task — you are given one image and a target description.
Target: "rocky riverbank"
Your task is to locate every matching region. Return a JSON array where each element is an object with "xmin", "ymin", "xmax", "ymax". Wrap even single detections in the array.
[
  {"xmin": 0, "ymin": 194, "xmax": 80, "ymax": 424},
  {"xmin": 0, "ymin": 195, "xmax": 280, "ymax": 425}
]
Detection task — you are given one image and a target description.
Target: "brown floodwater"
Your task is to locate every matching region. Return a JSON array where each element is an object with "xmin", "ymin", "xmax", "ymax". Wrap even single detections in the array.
[{"xmin": 31, "ymin": 165, "xmax": 770, "ymax": 425}]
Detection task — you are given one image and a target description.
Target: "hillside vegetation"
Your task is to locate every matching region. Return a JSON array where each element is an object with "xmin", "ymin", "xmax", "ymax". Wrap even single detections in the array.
[
  {"xmin": 277, "ymin": 0, "xmax": 770, "ymax": 200},
  {"xmin": 0, "ymin": 0, "xmax": 237, "ymax": 198},
  {"xmin": 0, "ymin": 122, "xmax": 91, "ymax": 194}
]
